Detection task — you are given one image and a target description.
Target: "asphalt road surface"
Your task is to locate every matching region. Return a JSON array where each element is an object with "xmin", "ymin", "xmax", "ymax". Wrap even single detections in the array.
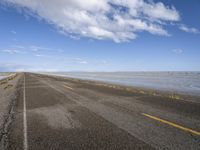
[{"xmin": 5, "ymin": 73, "xmax": 200, "ymax": 150}]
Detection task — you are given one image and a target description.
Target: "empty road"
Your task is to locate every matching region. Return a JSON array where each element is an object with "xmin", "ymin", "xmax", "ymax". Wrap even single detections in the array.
[{"xmin": 3, "ymin": 73, "xmax": 200, "ymax": 149}]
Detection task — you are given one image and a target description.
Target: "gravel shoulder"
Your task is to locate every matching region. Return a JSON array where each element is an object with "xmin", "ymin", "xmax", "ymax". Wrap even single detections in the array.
[{"xmin": 0, "ymin": 74, "xmax": 22, "ymax": 149}]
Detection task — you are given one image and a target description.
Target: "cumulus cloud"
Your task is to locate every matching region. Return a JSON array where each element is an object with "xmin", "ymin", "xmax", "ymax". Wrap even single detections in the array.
[
  {"xmin": 2, "ymin": 0, "xmax": 180, "ymax": 42},
  {"xmin": 179, "ymin": 25, "xmax": 200, "ymax": 34}
]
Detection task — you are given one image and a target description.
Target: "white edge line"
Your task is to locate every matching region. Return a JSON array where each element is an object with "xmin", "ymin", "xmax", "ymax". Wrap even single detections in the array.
[{"xmin": 23, "ymin": 74, "xmax": 28, "ymax": 150}]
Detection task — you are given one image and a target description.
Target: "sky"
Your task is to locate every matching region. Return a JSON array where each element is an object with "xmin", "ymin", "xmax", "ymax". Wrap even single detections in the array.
[{"xmin": 0, "ymin": 0, "xmax": 200, "ymax": 72}]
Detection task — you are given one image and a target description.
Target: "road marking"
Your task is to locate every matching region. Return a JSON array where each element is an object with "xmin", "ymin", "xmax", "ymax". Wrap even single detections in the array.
[
  {"xmin": 142, "ymin": 113, "xmax": 200, "ymax": 136},
  {"xmin": 23, "ymin": 74, "xmax": 28, "ymax": 150},
  {"xmin": 63, "ymin": 85, "xmax": 73, "ymax": 90}
]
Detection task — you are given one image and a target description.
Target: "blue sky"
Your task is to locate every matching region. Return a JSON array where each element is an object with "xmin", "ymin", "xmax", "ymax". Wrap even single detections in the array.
[{"xmin": 0, "ymin": 0, "xmax": 199, "ymax": 72}]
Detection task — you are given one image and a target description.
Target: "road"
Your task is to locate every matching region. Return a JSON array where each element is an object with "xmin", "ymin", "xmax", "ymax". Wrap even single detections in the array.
[{"xmin": 6, "ymin": 73, "xmax": 200, "ymax": 150}]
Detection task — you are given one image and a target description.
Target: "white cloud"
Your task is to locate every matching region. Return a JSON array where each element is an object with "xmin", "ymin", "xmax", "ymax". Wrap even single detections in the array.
[
  {"xmin": 172, "ymin": 49, "xmax": 183, "ymax": 54},
  {"xmin": 10, "ymin": 30, "xmax": 17, "ymax": 34},
  {"xmin": 30, "ymin": 45, "xmax": 50, "ymax": 51},
  {"xmin": 78, "ymin": 61, "xmax": 88, "ymax": 64},
  {"xmin": 0, "ymin": 49, "xmax": 25, "ymax": 54},
  {"xmin": 34, "ymin": 54, "xmax": 44, "ymax": 57},
  {"xmin": 179, "ymin": 25, "xmax": 200, "ymax": 34},
  {"xmin": 29, "ymin": 45, "xmax": 63, "ymax": 52},
  {"xmin": 0, "ymin": 63, "xmax": 59, "ymax": 72},
  {"xmin": 11, "ymin": 45, "xmax": 25, "ymax": 49},
  {"xmin": 0, "ymin": 45, "xmax": 64, "ymax": 57},
  {"xmin": 142, "ymin": 2, "xmax": 180, "ymax": 21},
  {"xmin": 102, "ymin": 60, "xmax": 108, "ymax": 64},
  {"xmin": 69, "ymin": 58, "xmax": 88, "ymax": 64},
  {"xmin": 3, "ymin": 0, "xmax": 180, "ymax": 42},
  {"xmin": 0, "ymin": 63, "xmax": 30, "ymax": 72},
  {"xmin": 34, "ymin": 54, "xmax": 52, "ymax": 58}
]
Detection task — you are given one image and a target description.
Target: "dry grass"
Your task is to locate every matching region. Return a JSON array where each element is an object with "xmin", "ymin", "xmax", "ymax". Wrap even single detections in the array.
[
  {"xmin": 4, "ymin": 84, "xmax": 13, "ymax": 90},
  {"xmin": 0, "ymin": 80, "xmax": 8, "ymax": 85},
  {"xmin": 169, "ymin": 93, "xmax": 181, "ymax": 100}
]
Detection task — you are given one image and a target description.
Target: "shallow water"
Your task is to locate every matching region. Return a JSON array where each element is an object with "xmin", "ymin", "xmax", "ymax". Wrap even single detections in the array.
[{"xmin": 45, "ymin": 72, "xmax": 200, "ymax": 96}]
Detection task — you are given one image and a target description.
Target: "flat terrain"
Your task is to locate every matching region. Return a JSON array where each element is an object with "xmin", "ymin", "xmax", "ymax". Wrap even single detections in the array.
[{"xmin": 0, "ymin": 73, "xmax": 200, "ymax": 150}]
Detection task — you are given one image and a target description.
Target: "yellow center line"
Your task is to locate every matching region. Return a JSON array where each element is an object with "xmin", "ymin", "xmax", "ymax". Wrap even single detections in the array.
[
  {"xmin": 63, "ymin": 85, "xmax": 73, "ymax": 90},
  {"xmin": 142, "ymin": 113, "xmax": 200, "ymax": 136}
]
